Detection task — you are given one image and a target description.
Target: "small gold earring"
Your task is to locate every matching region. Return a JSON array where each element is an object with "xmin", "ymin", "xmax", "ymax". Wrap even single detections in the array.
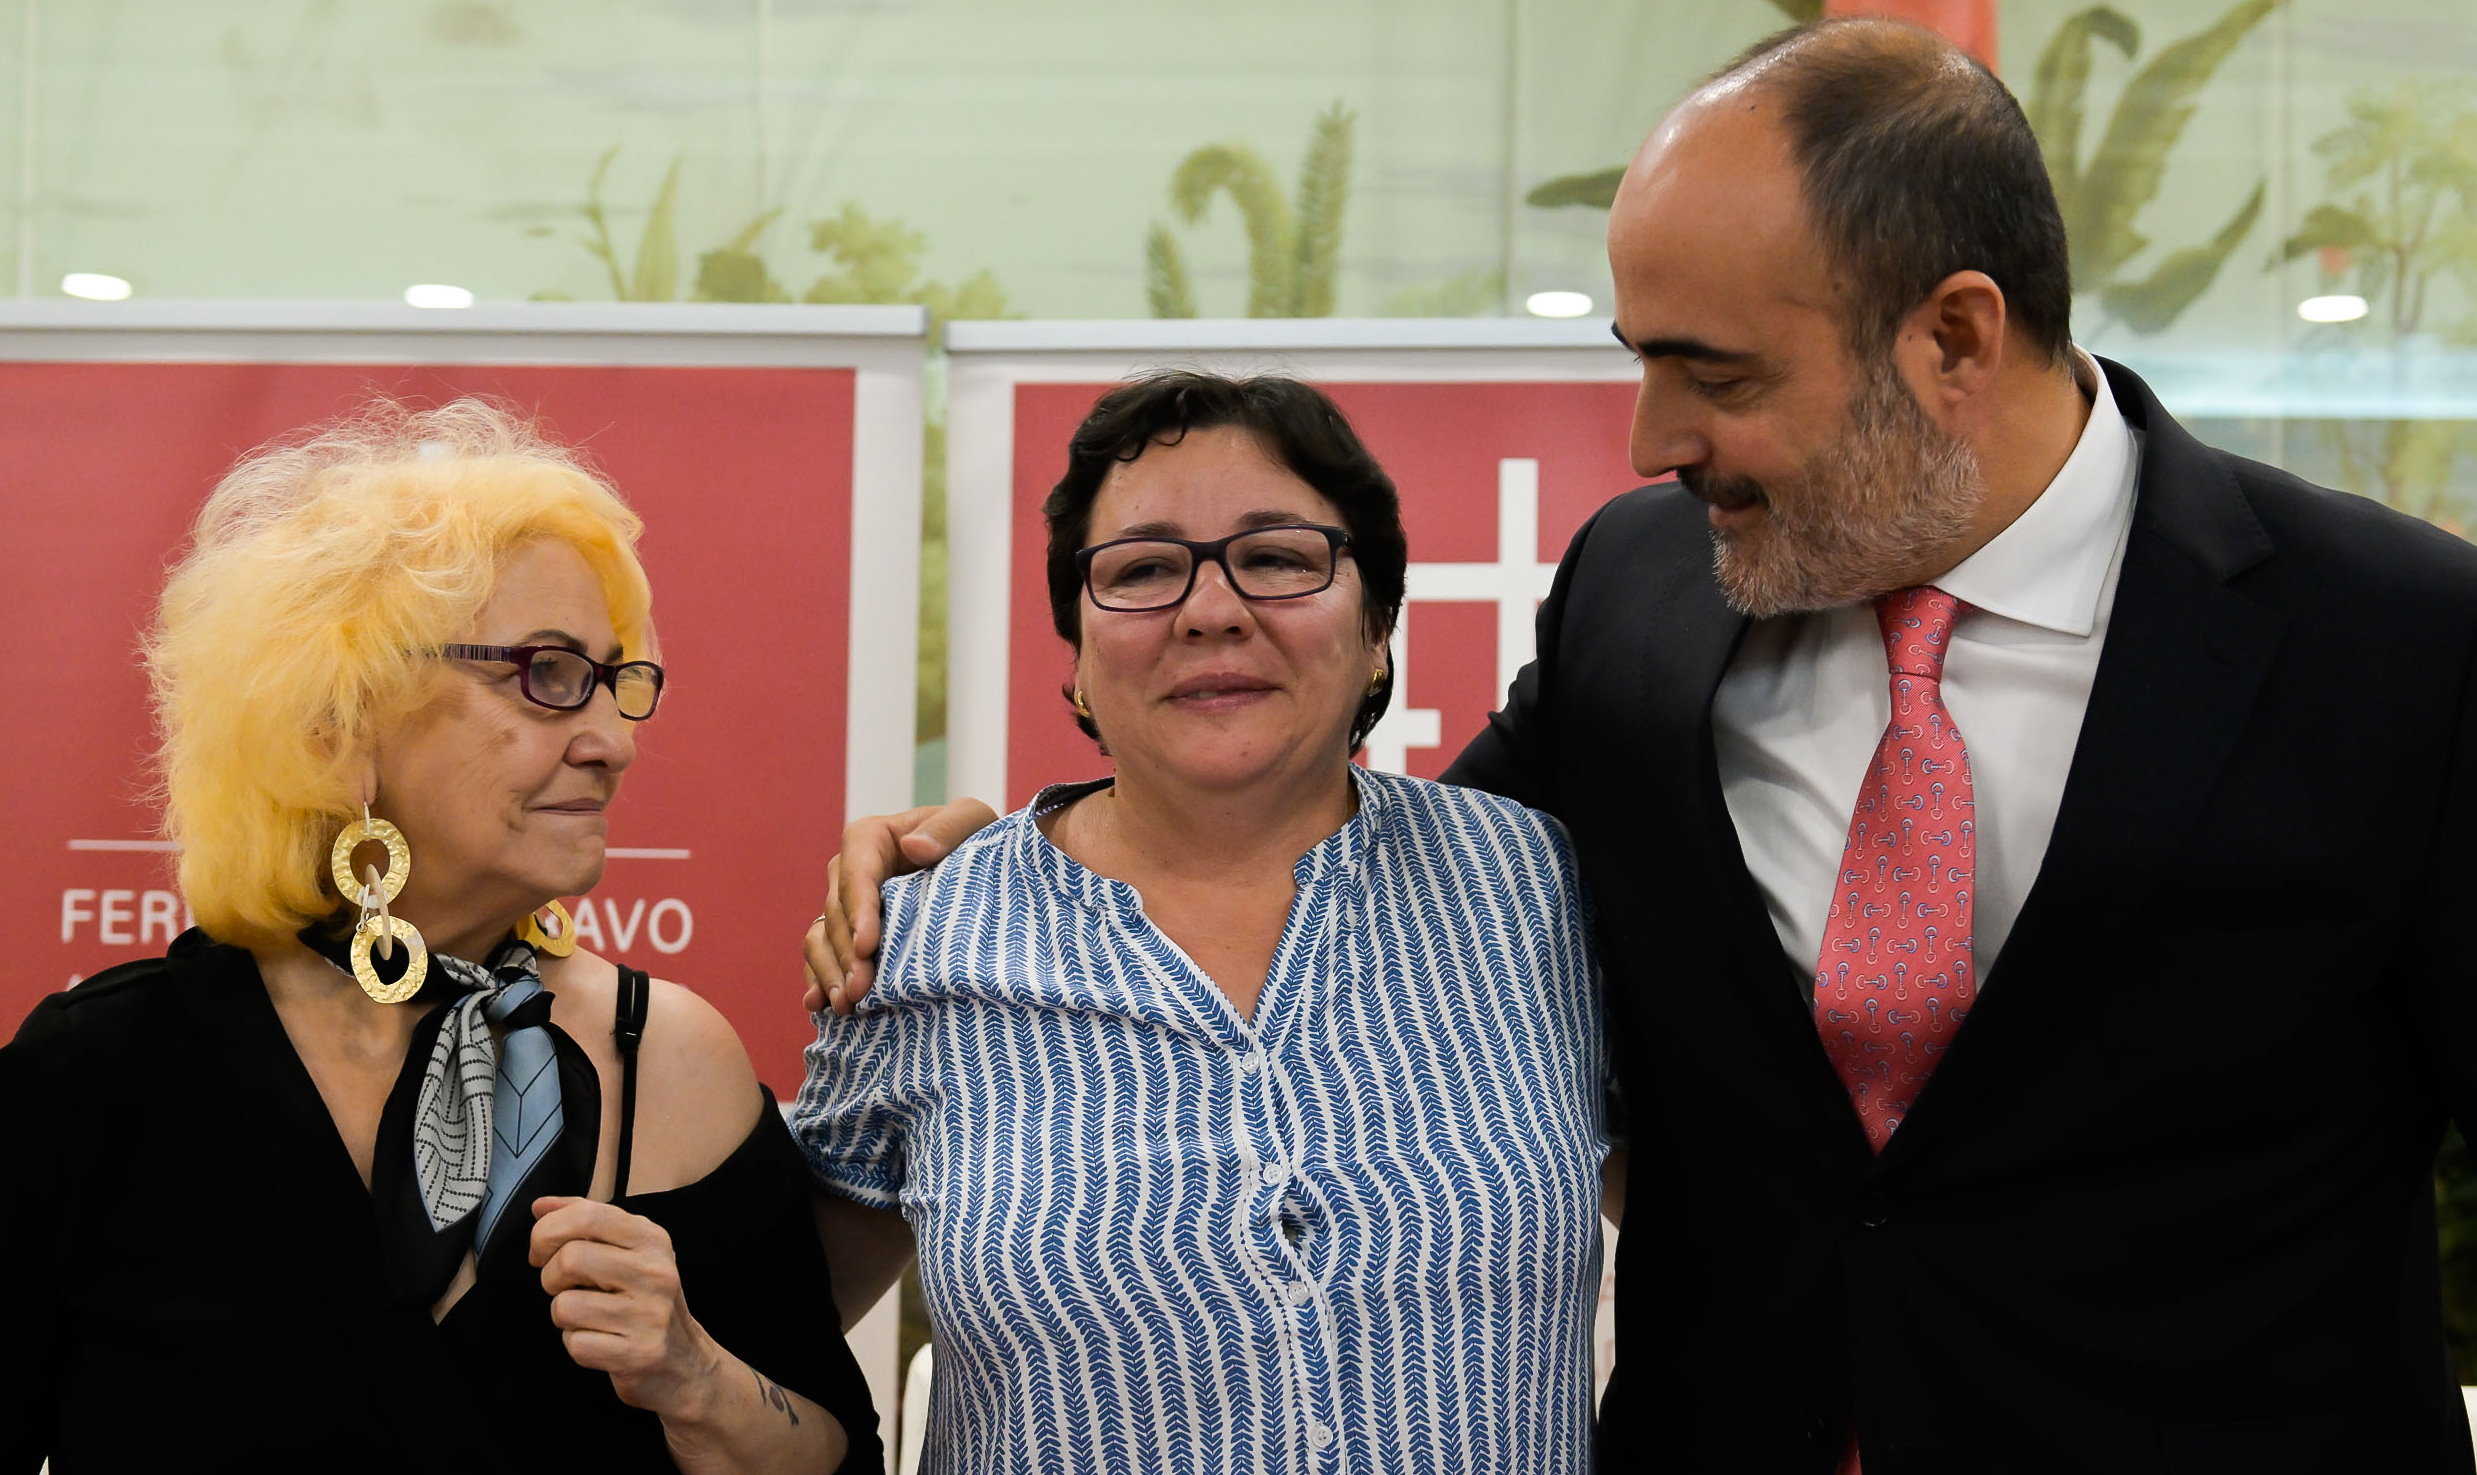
[
  {"xmin": 1073, "ymin": 687, "xmax": 1094, "ymax": 720},
  {"xmin": 519, "ymin": 899, "xmax": 577, "ymax": 958},
  {"xmin": 330, "ymin": 804, "xmax": 427, "ymax": 1004},
  {"xmin": 1367, "ymin": 666, "xmax": 1388, "ymax": 697}
]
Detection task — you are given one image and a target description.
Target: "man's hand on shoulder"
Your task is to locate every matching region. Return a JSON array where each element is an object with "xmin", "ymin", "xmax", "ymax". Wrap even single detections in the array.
[{"xmin": 800, "ymin": 798, "xmax": 999, "ymax": 1015}]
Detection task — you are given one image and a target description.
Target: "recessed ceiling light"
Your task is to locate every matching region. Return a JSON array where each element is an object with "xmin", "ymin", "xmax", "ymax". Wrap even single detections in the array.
[
  {"xmin": 60, "ymin": 272, "xmax": 132, "ymax": 301},
  {"xmin": 404, "ymin": 283, "xmax": 476, "ymax": 309},
  {"xmin": 1525, "ymin": 290, "xmax": 1594, "ymax": 319},
  {"xmin": 2297, "ymin": 294, "xmax": 2368, "ymax": 324}
]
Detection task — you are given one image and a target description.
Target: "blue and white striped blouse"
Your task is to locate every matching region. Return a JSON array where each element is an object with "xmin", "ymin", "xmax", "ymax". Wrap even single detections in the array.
[{"xmin": 792, "ymin": 768, "xmax": 1606, "ymax": 1474}]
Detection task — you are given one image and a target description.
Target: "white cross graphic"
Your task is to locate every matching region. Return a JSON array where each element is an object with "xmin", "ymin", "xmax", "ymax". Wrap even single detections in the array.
[{"xmin": 1362, "ymin": 457, "xmax": 1562, "ymax": 775}]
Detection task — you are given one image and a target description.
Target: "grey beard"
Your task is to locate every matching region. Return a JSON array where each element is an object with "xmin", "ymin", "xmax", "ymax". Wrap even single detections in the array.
[{"xmin": 1707, "ymin": 367, "xmax": 1983, "ymax": 619}]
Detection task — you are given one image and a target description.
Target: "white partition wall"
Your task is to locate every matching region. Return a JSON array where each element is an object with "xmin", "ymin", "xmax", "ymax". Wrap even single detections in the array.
[{"xmin": 0, "ymin": 300, "xmax": 923, "ymax": 1461}]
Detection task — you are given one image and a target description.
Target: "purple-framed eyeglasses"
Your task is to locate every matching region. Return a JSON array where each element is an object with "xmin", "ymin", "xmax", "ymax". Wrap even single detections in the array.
[{"xmin": 438, "ymin": 644, "xmax": 666, "ymax": 720}]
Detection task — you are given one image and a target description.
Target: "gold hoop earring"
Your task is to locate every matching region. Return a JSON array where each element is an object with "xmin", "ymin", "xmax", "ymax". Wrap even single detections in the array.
[
  {"xmin": 330, "ymin": 805, "xmax": 427, "ymax": 1004},
  {"xmin": 1072, "ymin": 688, "xmax": 1094, "ymax": 720},
  {"xmin": 519, "ymin": 899, "xmax": 577, "ymax": 958},
  {"xmin": 331, "ymin": 805, "xmax": 410, "ymax": 907},
  {"xmin": 350, "ymin": 918, "xmax": 428, "ymax": 1005}
]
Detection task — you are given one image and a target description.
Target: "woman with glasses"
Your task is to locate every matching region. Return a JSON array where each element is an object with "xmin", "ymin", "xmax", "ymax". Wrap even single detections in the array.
[
  {"xmin": 794, "ymin": 372, "xmax": 1609, "ymax": 1474},
  {"xmin": 0, "ymin": 401, "xmax": 877, "ymax": 1474}
]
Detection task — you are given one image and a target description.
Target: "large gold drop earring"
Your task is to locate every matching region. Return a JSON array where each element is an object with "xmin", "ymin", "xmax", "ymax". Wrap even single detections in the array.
[{"xmin": 330, "ymin": 805, "xmax": 428, "ymax": 1004}]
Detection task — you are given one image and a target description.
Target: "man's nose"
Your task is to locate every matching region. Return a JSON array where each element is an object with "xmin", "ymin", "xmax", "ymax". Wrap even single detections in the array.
[{"xmin": 1630, "ymin": 376, "xmax": 1708, "ymax": 481}]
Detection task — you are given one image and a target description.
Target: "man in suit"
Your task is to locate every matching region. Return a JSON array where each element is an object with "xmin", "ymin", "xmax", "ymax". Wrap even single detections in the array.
[{"xmin": 810, "ymin": 18, "xmax": 2477, "ymax": 1472}]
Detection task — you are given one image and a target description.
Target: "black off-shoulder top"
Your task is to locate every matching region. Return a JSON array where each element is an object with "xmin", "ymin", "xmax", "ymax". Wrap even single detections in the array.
[{"xmin": 0, "ymin": 930, "xmax": 881, "ymax": 1474}]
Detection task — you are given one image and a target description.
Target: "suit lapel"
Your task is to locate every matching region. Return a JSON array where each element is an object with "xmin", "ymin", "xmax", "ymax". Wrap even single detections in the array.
[
  {"xmin": 1879, "ymin": 360, "xmax": 2285, "ymax": 1166},
  {"xmin": 1626, "ymin": 505, "xmax": 1878, "ymax": 1146},
  {"xmin": 2019, "ymin": 383, "xmax": 2282, "ymax": 915},
  {"xmin": 1619, "ymin": 503, "xmax": 1761, "ymax": 957},
  {"xmin": 1631, "ymin": 509, "xmax": 1749, "ymax": 765}
]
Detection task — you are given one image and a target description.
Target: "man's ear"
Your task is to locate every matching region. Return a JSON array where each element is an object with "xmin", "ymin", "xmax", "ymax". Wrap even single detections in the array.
[{"xmin": 1897, "ymin": 270, "xmax": 2007, "ymax": 417}]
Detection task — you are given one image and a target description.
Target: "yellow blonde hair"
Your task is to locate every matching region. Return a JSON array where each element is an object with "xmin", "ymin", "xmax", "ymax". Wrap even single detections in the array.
[{"xmin": 147, "ymin": 398, "xmax": 654, "ymax": 950}]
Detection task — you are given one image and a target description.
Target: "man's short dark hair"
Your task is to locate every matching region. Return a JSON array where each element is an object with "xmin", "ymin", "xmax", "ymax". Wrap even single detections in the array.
[
  {"xmin": 1715, "ymin": 18, "xmax": 2075, "ymax": 366},
  {"xmin": 1042, "ymin": 370, "xmax": 1407, "ymax": 750}
]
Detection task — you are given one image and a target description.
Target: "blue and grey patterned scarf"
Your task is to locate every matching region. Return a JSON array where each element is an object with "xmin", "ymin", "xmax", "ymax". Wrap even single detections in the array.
[
  {"xmin": 300, "ymin": 930, "xmax": 570, "ymax": 1281},
  {"xmin": 414, "ymin": 941, "xmax": 565, "ymax": 1254}
]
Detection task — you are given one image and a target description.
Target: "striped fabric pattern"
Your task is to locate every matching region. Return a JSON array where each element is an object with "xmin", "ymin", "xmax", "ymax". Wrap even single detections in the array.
[{"xmin": 792, "ymin": 768, "xmax": 1606, "ymax": 1475}]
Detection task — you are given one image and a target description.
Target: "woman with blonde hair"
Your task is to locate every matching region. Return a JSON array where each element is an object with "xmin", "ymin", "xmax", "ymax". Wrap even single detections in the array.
[{"xmin": 0, "ymin": 400, "xmax": 877, "ymax": 1474}]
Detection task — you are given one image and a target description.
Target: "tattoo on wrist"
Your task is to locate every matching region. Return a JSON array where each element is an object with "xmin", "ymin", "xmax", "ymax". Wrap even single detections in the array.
[{"xmin": 753, "ymin": 1368, "xmax": 801, "ymax": 1426}]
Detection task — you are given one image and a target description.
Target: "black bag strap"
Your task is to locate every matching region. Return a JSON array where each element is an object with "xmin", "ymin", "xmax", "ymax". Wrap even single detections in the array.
[{"xmin": 611, "ymin": 965, "xmax": 652, "ymax": 1200}]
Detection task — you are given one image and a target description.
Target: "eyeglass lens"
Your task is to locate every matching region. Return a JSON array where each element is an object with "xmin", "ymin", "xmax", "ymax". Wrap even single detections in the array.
[
  {"xmin": 523, "ymin": 648, "xmax": 662, "ymax": 719},
  {"xmin": 1086, "ymin": 527, "xmax": 1337, "ymax": 610}
]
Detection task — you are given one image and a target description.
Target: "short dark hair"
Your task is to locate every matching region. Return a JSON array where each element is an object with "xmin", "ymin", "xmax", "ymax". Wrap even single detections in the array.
[
  {"xmin": 1715, "ymin": 18, "xmax": 2074, "ymax": 366},
  {"xmin": 1041, "ymin": 371, "xmax": 1407, "ymax": 750}
]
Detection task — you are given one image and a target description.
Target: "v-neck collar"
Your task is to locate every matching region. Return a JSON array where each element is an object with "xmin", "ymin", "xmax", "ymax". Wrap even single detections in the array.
[
  {"xmin": 1018, "ymin": 769, "xmax": 1388, "ymax": 1046},
  {"xmin": 212, "ymin": 931, "xmax": 601, "ymax": 1313},
  {"xmin": 213, "ymin": 935, "xmax": 426, "ymax": 1214}
]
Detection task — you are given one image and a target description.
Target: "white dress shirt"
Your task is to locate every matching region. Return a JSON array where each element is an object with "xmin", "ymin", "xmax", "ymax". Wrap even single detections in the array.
[{"xmin": 1711, "ymin": 354, "xmax": 2141, "ymax": 986}]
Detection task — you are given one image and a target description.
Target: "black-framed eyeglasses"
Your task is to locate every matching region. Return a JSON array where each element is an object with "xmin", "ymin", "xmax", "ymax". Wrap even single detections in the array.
[
  {"xmin": 438, "ymin": 644, "xmax": 666, "ymax": 720},
  {"xmin": 1076, "ymin": 524, "xmax": 1354, "ymax": 613}
]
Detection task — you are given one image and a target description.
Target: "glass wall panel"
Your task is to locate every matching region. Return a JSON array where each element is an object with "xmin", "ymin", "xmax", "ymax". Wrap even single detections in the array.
[{"xmin": 12, "ymin": 1, "xmax": 2466, "ymax": 394}]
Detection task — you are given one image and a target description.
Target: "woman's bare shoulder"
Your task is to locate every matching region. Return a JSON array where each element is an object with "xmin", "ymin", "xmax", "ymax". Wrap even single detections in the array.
[
  {"xmin": 544, "ymin": 947, "xmax": 760, "ymax": 1193},
  {"xmin": 543, "ymin": 945, "xmax": 620, "ymax": 1012}
]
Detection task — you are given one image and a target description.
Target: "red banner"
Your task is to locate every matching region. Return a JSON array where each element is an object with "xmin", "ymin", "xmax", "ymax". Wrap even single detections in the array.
[
  {"xmin": 999, "ymin": 379, "xmax": 1641, "ymax": 807},
  {"xmin": 2, "ymin": 360, "xmax": 857, "ymax": 1089}
]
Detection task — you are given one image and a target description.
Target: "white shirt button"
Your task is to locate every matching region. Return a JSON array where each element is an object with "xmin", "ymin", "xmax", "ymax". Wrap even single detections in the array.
[
  {"xmin": 1306, "ymin": 1420, "xmax": 1335, "ymax": 1452},
  {"xmin": 1237, "ymin": 1052, "xmax": 1265, "ymax": 1072},
  {"xmin": 1285, "ymin": 1280, "xmax": 1313, "ymax": 1305},
  {"xmin": 1261, "ymin": 1162, "xmax": 1291, "ymax": 1186}
]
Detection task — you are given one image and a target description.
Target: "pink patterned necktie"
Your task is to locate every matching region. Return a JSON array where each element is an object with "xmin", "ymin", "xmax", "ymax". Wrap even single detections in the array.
[{"xmin": 1813, "ymin": 586, "xmax": 1977, "ymax": 1151}]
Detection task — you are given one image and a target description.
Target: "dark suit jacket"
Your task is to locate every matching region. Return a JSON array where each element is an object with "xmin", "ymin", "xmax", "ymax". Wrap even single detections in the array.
[{"xmin": 1444, "ymin": 359, "xmax": 2477, "ymax": 1474}]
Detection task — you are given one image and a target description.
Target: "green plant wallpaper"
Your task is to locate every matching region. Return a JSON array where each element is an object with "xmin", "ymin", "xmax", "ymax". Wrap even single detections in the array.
[
  {"xmin": 1527, "ymin": 0, "xmax": 2286, "ymax": 339},
  {"xmin": 1145, "ymin": 103, "xmax": 1355, "ymax": 318},
  {"xmin": 22, "ymin": 0, "xmax": 2463, "ymax": 341},
  {"xmin": 2031, "ymin": 0, "xmax": 2276, "ymax": 334},
  {"xmin": 2274, "ymin": 78, "xmax": 2477, "ymax": 525}
]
